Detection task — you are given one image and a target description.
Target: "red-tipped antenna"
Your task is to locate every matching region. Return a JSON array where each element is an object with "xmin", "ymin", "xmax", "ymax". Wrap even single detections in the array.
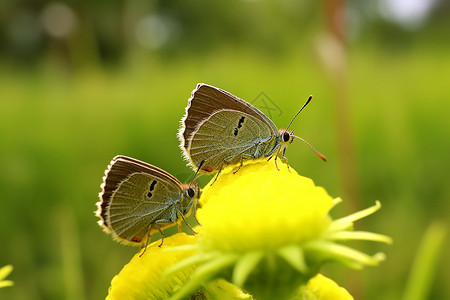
[
  {"xmin": 292, "ymin": 135, "xmax": 327, "ymax": 161},
  {"xmin": 286, "ymin": 95, "xmax": 313, "ymax": 131}
]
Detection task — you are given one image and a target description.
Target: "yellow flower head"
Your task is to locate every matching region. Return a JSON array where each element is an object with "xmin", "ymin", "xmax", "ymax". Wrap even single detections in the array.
[
  {"xmin": 166, "ymin": 160, "xmax": 391, "ymax": 300},
  {"xmin": 198, "ymin": 160, "xmax": 333, "ymax": 253}
]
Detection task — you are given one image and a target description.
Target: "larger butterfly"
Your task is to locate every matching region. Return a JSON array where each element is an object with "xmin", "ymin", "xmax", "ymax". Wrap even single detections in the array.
[{"xmin": 178, "ymin": 83, "xmax": 326, "ymax": 175}]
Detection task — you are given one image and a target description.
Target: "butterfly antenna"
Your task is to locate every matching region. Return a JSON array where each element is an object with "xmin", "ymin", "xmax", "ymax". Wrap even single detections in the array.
[
  {"xmin": 286, "ymin": 95, "xmax": 313, "ymax": 131},
  {"xmin": 292, "ymin": 135, "xmax": 327, "ymax": 161},
  {"xmin": 189, "ymin": 160, "xmax": 204, "ymax": 185}
]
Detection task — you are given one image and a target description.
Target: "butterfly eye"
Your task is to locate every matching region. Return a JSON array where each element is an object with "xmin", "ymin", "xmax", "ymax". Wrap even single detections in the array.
[
  {"xmin": 282, "ymin": 131, "xmax": 291, "ymax": 142},
  {"xmin": 187, "ymin": 187, "xmax": 195, "ymax": 198}
]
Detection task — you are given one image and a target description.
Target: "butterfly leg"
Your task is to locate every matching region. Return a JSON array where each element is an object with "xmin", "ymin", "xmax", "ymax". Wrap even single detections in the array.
[
  {"xmin": 232, "ymin": 153, "xmax": 255, "ymax": 174},
  {"xmin": 194, "ymin": 212, "xmax": 201, "ymax": 226},
  {"xmin": 281, "ymin": 147, "xmax": 291, "ymax": 172},
  {"xmin": 139, "ymin": 224, "xmax": 154, "ymax": 257},
  {"xmin": 177, "ymin": 209, "xmax": 197, "ymax": 234},
  {"xmin": 233, "ymin": 156, "xmax": 245, "ymax": 174},
  {"xmin": 210, "ymin": 164, "xmax": 224, "ymax": 186},
  {"xmin": 267, "ymin": 154, "xmax": 281, "ymax": 170},
  {"xmin": 193, "ymin": 199, "xmax": 202, "ymax": 226},
  {"xmin": 154, "ymin": 222, "xmax": 165, "ymax": 247},
  {"xmin": 272, "ymin": 147, "xmax": 282, "ymax": 171},
  {"xmin": 272, "ymin": 144, "xmax": 286, "ymax": 171},
  {"xmin": 274, "ymin": 155, "xmax": 280, "ymax": 171}
]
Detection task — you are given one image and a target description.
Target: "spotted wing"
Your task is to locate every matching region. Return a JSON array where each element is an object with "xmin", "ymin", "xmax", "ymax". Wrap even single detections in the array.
[
  {"xmin": 188, "ymin": 110, "xmax": 276, "ymax": 172},
  {"xmin": 178, "ymin": 84, "xmax": 278, "ymax": 171},
  {"xmin": 96, "ymin": 156, "xmax": 183, "ymax": 245}
]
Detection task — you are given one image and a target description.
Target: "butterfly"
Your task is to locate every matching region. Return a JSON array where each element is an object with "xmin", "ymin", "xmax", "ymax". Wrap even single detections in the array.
[
  {"xmin": 178, "ymin": 83, "xmax": 326, "ymax": 176},
  {"xmin": 96, "ymin": 155, "xmax": 200, "ymax": 248}
]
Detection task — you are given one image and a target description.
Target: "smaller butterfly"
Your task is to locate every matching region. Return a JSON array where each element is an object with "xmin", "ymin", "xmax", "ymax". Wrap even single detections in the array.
[{"xmin": 96, "ymin": 155, "xmax": 200, "ymax": 252}]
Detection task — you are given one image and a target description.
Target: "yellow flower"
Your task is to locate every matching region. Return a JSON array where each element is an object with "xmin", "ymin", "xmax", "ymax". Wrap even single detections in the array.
[
  {"xmin": 107, "ymin": 233, "xmax": 197, "ymax": 300},
  {"xmin": 294, "ymin": 274, "xmax": 354, "ymax": 300},
  {"xmin": 0, "ymin": 265, "xmax": 13, "ymax": 288},
  {"xmin": 106, "ymin": 233, "xmax": 252, "ymax": 300},
  {"xmin": 167, "ymin": 160, "xmax": 391, "ymax": 300}
]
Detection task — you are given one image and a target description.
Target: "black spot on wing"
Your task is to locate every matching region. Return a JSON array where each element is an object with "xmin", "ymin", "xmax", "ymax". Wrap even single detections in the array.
[
  {"xmin": 233, "ymin": 116, "xmax": 246, "ymax": 137},
  {"xmin": 147, "ymin": 180, "xmax": 157, "ymax": 198},
  {"xmin": 149, "ymin": 180, "xmax": 157, "ymax": 191}
]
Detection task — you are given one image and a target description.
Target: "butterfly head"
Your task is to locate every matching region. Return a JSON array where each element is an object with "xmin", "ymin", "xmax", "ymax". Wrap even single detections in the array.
[
  {"xmin": 181, "ymin": 181, "xmax": 201, "ymax": 215},
  {"xmin": 280, "ymin": 129, "xmax": 295, "ymax": 144}
]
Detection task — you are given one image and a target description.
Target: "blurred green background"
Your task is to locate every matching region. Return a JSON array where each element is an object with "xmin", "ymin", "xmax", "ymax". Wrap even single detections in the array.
[{"xmin": 1, "ymin": 0, "xmax": 449, "ymax": 299}]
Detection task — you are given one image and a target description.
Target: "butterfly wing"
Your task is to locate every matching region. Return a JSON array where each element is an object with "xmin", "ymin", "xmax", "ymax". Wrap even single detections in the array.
[
  {"xmin": 178, "ymin": 84, "xmax": 279, "ymax": 172},
  {"xmin": 190, "ymin": 110, "xmax": 280, "ymax": 172},
  {"xmin": 96, "ymin": 156, "xmax": 184, "ymax": 245}
]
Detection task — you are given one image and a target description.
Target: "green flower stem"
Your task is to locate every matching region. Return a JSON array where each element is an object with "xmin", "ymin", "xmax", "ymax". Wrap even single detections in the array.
[
  {"xmin": 239, "ymin": 253, "xmax": 318, "ymax": 300},
  {"xmin": 232, "ymin": 251, "xmax": 265, "ymax": 287}
]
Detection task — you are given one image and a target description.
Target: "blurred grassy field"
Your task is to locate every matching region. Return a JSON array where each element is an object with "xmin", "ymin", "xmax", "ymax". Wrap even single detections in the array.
[{"xmin": 0, "ymin": 36, "xmax": 449, "ymax": 299}]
